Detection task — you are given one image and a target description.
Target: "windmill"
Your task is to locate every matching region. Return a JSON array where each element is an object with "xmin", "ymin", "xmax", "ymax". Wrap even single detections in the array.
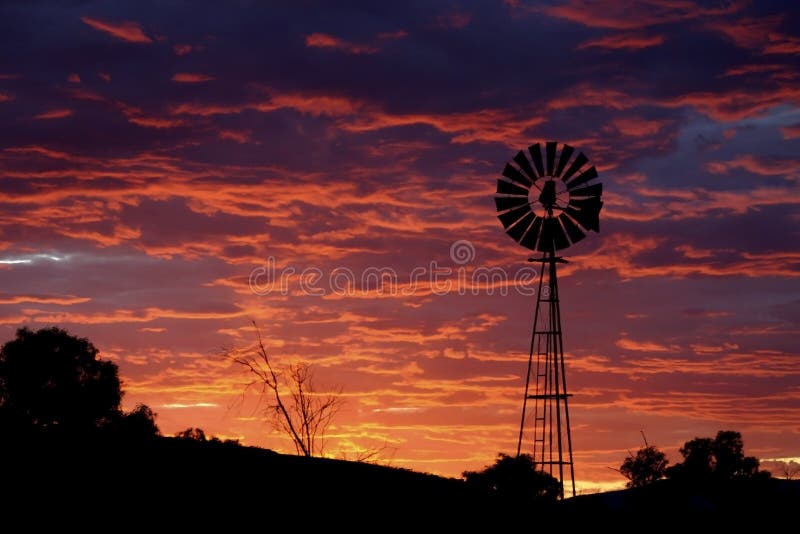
[{"xmin": 494, "ymin": 141, "xmax": 603, "ymax": 497}]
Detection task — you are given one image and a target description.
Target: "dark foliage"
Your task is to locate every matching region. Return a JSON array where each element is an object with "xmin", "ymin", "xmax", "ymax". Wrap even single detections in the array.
[
  {"xmin": 0, "ymin": 327, "xmax": 121, "ymax": 435},
  {"xmin": 620, "ymin": 445, "xmax": 668, "ymax": 488},
  {"xmin": 463, "ymin": 453, "xmax": 561, "ymax": 503},
  {"xmin": 0, "ymin": 327, "xmax": 159, "ymax": 441},
  {"xmin": 667, "ymin": 430, "xmax": 768, "ymax": 482}
]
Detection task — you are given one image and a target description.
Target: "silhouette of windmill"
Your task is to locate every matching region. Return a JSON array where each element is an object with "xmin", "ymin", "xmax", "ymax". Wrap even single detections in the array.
[{"xmin": 494, "ymin": 141, "xmax": 603, "ymax": 498}]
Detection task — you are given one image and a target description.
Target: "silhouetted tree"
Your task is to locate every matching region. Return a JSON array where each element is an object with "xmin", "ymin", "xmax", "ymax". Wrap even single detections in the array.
[
  {"xmin": 176, "ymin": 427, "xmax": 207, "ymax": 441},
  {"xmin": 0, "ymin": 327, "xmax": 121, "ymax": 435},
  {"xmin": 620, "ymin": 445, "xmax": 669, "ymax": 488},
  {"xmin": 229, "ymin": 322, "xmax": 342, "ymax": 457},
  {"xmin": 114, "ymin": 403, "xmax": 160, "ymax": 438},
  {"xmin": 462, "ymin": 453, "xmax": 561, "ymax": 503},
  {"xmin": 779, "ymin": 460, "xmax": 799, "ymax": 480},
  {"xmin": 667, "ymin": 430, "xmax": 768, "ymax": 482}
]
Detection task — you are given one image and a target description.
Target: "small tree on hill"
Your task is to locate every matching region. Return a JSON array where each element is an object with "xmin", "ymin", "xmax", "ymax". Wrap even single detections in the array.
[
  {"xmin": 667, "ymin": 430, "xmax": 768, "ymax": 482},
  {"xmin": 463, "ymin": 453, "xmax": 561, "ymax": 503},
  {"xmin": 620, "ymin": 445, "xmax": 669, "ymax": 488}
]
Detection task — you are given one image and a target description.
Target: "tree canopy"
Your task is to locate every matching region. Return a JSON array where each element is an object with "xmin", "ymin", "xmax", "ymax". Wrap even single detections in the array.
[
  {"xmin": 667, "ymin": 430, "xmax": 767, "ymax": 482},
  {"xmin": 463, "ymin": 453, "xmax": 561, "ymax": 503},
  {"xmin": 0, "ymin": 326, "xmax": 121, "ymax": 434},
  {"xmin": 620, "ymin": 445, "xmax": 669, "ymax": 488},
  {"xmin": 0, "ymin": 326, "xmax": 158, "ymax": 440}
]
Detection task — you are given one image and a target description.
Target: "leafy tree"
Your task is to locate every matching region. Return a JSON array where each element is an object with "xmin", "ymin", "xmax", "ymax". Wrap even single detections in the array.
[
  {"xmin": 462, "ymin": 453, "xmax": 561, "ymax": 503},
  {"xmin": 667, "ymin": 430, "xmax": 767, "ymax": 482},
  {"xmin": 114, "ymin": 403, "xmax": 160, "ymax": 439},
  {"xmin": 0, "ymin": 327, "xmax": 121, "ymax": 435},
  {"xmin": 620, "ymin": 445, "xmax": 669, "ymax": 488}
]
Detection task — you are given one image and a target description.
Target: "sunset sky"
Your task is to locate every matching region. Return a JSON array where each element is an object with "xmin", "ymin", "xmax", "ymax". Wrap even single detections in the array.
[{"xmin": 1, "ymin": 1, "xmax": 798, "ymax": 492}]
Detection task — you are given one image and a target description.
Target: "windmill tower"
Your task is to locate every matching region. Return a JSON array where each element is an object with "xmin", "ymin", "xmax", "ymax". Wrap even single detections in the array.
[{"xmin": 494, "ymin": 141, "xmax": 603, "ymax": 498}]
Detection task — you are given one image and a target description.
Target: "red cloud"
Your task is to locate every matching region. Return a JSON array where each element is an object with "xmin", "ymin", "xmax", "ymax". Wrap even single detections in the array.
[
  {"xmin": 377, "ymin": 30, "xmax": 408, "ymax": 40},
  {"xmin": 80, "ymin": 16, "xmax": 152, "ymax": 44},
  {"xmin": 218, "ymin": 129, "xmax": 253, "ymax": 144},
  {"xmin": 780, "ymin": 124, "xmax": 800, "ymax": 140},
  {"xmin": 173, "ymin": 44, "xmax": 194, "ymax": 56},
  {"xmin": 433, "ymin": 12, "xmax": 472, "ymax": 29},
  {"xmin": 707, "ymin": 154, "xmax": 800, "ymax": 178},
  {"xmin": 305, "ymin": 33, "xmax": 378, "ymax": 54},
  {"xmin": 33, "ymin": 109, "xmax": 73, "ymax": 120},
  {"xmin": 578, "ymin": 33, "xmax": 665, "ymax": 50},
  {"xmin": 171, "ymin": 72, "xmax": 215, "ymax": 83},
  {"xmin": 708, "ymin": 15, "xmax": 800, "ymax": 55},
  {"xmin": 540, "ymin": 0, "xmax": 744, "ymax": 30}
]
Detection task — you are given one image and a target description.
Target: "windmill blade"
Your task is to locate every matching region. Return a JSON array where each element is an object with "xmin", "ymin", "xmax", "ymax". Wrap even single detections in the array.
[
  {"xmin": 537, "ymin": 217, "xmax": 569, "ymax": 251},
  {"xmin": 565, "ymin": 201, "xmax": 602, "ymax": 232},
  {"xmin": 569, "ymin": 196, "xmax": 603, "ymax": 211},
  {"xmin": 502, "ymin": 162, "xmax": 532, "ymax": 187},
  {"xmin": 506, "ymin": 211, "xmax": 536, "ymax": 243},
  {"xmin": 546, "ymin": 141, "xmax": 557, "ymax": 176},
  {"xmin": 498, "ymin": 205, "xmax": 531, "ymax": 229},
  {"xmin": 561, "ymin": 152, "xmax": 588, "ymax": 182},
  {"xmin": 520, "ymin": 216, "xmax": 543, "ymax": 250},
  {"xmin": 513, "ymin": 151, "xmax": 538, "ymax": 183},
  {"xmin": 528, "ymin": 143, "xmax": 545, "ymax": 178},
  {"xmin": 566, "ymin": 166, "xmax": 598, "ymax": 190},
  {"xmin": 496, "ymin": 179, "xmax": 529, "ymax": 196},
  {"xmin": 555, "ymin": 144, "xmax": 574, "ymax": 177},
  {"xmin": 495, "ymin": 195, "xmax": 529, "ymax": 213},
  {"xmin": 559, "ymin": 213, "xmax": 586, "ymax": 244},
  {"xmin": 569, "ymin": 182, "xmax": 602, "ymax": 198}
]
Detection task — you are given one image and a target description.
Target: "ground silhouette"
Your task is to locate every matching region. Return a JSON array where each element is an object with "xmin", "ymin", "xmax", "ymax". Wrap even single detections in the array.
[{"xmin": 0, "ymin": 327, "xmax": 796, "ymax": 529}]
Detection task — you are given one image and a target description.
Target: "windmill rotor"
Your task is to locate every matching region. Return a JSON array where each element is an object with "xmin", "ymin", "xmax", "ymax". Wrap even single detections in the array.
[{"xmin": 495, "ymin": 141, "xmax": 603, "ymax": 252}]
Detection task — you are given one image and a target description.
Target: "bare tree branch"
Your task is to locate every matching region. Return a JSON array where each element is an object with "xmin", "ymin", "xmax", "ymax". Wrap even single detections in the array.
[{"xmin": 227, "ymin": 321, "xmax": 342, "ymax": 457}]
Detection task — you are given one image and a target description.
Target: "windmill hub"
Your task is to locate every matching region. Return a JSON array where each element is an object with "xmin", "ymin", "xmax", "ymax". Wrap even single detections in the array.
[{"xmin": 495, "ymin": 141, "xmax": 603, "ymax": 252}]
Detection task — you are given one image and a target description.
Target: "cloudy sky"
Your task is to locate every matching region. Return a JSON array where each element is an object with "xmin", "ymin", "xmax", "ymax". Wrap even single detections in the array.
[{"xmin": 1, "ymin": 0, "xmax": 798, "ymax": 491}]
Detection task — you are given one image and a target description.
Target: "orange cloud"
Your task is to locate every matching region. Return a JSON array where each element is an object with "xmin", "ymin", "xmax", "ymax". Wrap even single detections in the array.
[
  {"xmin": 0, "ymin": 93, "xmax": 12, "ymax": 103},
  {"xmin": 6, "ymin": 306, "xmax": 248, "ymax": 326},
  {"xmin": 615, "ymin": 338, "xmax": 674, "ymax": 353},
  {"xmin": 578, "ymin": 33, "xmax": 665, "ymax": 50},
  {"xmin": 0, "ymin": 295, "xmax": 90, "ymax": 305},
  {"xmin": 33, "ymin": 109, "xmax": 73, "ymax": 120},
  {"xmin": 81, "ymin": 16, "xmax": 153, "ymax": 44},
  {"xmin": 305, "ymin": 33, "xmax": 378, "ymax": 54},
  {"xmin": 171, "ymin": 72, "xmax": 215, "ymax": 83},
  {"xmin": 67, "ymin": 73, "xmax": 81, "ymax": 83}
]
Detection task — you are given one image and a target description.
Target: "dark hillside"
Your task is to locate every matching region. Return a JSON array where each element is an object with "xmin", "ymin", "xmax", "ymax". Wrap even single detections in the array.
[{"xmin": 2, "ymin": 437, "xmax": 796, "ymax": 530}]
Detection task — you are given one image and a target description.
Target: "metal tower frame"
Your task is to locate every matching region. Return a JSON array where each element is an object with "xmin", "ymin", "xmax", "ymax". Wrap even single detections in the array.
[{"xmin": 516, "ymin": 245, "xmax": 576, "ymax": 498}]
